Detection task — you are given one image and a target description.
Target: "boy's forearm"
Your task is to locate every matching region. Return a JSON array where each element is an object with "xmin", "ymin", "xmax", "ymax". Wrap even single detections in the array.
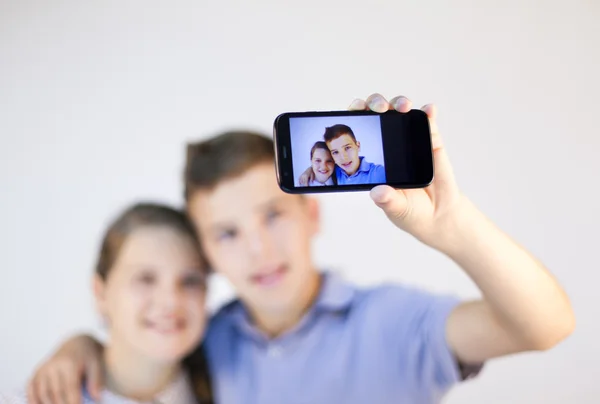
[{"xmin": 439, "ymin": 199, "xmax": 574, "ymax": 348}]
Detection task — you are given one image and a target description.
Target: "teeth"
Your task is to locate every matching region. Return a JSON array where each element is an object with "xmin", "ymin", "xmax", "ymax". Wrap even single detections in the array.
[{"xmin": 148, "ymin": 320, "xmax": 182, "ymax": 331}]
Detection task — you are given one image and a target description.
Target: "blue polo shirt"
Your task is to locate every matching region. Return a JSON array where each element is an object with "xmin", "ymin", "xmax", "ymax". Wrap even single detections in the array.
[
  {"xmin": 204, "ymin": 272, "xmax": 480, "ymax": 404},
  {"xmin": 336, "ymin": 157, "xmax": 386, "ymax": 185}
]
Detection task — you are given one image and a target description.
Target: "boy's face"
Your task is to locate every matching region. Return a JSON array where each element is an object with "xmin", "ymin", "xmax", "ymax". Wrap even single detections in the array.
[
  {"xmin": 311, "ymin": 148, "xmax": 335, "ymax": 184},
  {"xmin": 327, "ymin": 134, "xmax": 361, "ymax": 176},
  {"xmin": 187, "ymin": 162, "xmax": 320, "ymax": 316}
]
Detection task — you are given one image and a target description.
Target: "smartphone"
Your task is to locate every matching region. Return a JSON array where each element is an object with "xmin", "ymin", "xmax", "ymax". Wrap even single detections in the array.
[{"xmin": 273, "ymin": 109, "xmax": 434, "ymax": 193}]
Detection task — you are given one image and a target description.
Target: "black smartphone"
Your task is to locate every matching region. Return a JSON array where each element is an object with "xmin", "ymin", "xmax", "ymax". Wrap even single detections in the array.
[{"xmin": 273, "ymin": 109, "xmax": 434, "ymax": 193}]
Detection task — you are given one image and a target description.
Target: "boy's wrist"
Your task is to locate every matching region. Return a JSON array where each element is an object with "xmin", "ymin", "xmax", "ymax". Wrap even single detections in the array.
[{"xmin": 429, "ymin": 198, "xmax": 490, "ymax": 258}]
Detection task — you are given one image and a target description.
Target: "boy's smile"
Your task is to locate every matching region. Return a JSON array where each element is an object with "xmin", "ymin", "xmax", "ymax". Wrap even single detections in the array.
[{"xmin": 186, "ymin": 163, "xmax": 321, "ymax": 323}]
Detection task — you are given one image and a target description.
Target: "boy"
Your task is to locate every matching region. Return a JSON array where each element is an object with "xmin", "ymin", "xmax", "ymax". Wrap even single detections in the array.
[{"xmin": 26, "ymin": 94, "xmax": 575, "ymax": 404}]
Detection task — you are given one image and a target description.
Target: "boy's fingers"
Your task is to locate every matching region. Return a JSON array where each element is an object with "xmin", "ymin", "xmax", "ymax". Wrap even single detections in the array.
[
  {"xmin": 27, "ymin": 377, "xmax": 39, "ymax": 404},
  {"xmin": 86, "ymin": 360, "xmax": 104, "ymax": 400},
  {"xmin": 389, "ymin": 96, "xmax": 412, "ymax": 113},
  {"xmin": 37, "ymin": 375, "xmax": 53, "ymax": 404},
  {"xmin": 366, "ymin": 93, "xmax": 389, "ymax": 113},
  {"xmin": 48, "ymin": 369, "xmax": 65, "ymax": 404},
  {"xmin": 421, "ymin": 103, "xmax": 438, "ymax": 120},
  {"xmin": 348, "ymin": 98, "xmax": 367, "ymax": 110},
  {"xmin": 62, "ymin": 368, "xmax": 82, "ymax": 404}
]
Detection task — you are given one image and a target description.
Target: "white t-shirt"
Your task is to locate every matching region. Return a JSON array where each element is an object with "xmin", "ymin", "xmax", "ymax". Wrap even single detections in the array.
[
  {"xmin": 0, "ymin": 371, "xmax": 197, "ymax": 404},
  {"xmin": 308, "ymin": 177, "xmax": 334, "ymax": 186}
]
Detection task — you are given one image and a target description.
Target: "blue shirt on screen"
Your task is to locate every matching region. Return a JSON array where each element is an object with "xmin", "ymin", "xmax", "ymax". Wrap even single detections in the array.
[
  {"xmin": 204, "ymin": 272, "xmax": 481, "ymax": 404},
  {"xmin": 336, "ymin": 157, "xmax": 386, "ymax": 185}
]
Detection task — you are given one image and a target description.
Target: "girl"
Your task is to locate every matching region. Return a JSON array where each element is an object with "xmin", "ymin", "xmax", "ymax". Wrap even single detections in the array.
[
  {"xmin": 305, "ymin": 141, "xmax": 336, "ymax": 186},
  {"xmin": 3, "ymin": 203, "xmax": 212, "ymax": 404}
]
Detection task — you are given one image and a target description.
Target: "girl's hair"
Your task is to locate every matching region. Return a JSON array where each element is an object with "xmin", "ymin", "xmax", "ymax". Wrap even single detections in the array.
[
  {"xmin": 94, "ymin": 202, "xmax": 213, "ymax": 403},
  {"xmin": 95, "ymin": 202, "xmax": 208, "ymax": 280},
  {"xmin": 310, "ymin": 141, "xmax": 330, "ymax": 159}
]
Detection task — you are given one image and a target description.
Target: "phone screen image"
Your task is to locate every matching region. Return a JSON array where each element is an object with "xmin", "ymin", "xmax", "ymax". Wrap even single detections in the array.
[{"xmin": 274, "ymin": 110, "xmax": 434, "ymax": 193}]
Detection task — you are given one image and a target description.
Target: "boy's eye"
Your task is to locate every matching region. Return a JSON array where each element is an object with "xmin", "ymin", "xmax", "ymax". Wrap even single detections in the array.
[
  {"xmin": 138, "ymin": 272, "xmax": 155, "ymax": 285},
  {"xmin": 266, "ymin": 209, "xmax": 282, "ymax": 223}
]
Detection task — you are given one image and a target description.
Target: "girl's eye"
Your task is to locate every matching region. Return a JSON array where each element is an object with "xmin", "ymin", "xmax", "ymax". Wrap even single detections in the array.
[{"xmin": 183, "ymin": 273, "xmax": 205, "ymax": 288}]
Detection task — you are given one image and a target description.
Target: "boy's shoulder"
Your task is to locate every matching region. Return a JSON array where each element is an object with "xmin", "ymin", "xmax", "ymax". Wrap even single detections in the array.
[
  {"xmin": 206, "ymin": 298, "xmax": 244, "ymax": 334},
  {"xmin": 351, "ymin": 282, "xmax": 459, "ymax": 314}
]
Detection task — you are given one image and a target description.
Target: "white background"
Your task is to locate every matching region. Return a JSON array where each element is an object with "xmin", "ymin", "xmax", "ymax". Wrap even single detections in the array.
[
  {"xmin": 289, "ymin": 115, "xmax": 384, "ymax": 185},
  {"xmin": 1, "ymin": 1, "xmax": 599, "ymax": 402}
]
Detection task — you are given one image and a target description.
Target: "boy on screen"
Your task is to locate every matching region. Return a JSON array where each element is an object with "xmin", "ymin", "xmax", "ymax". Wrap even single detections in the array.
[{"xmin": 299, "ymin": 124, "xmax": 386, "ymax": 185}]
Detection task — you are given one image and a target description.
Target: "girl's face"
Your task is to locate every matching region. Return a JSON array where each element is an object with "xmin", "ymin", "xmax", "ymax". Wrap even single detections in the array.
[
  {"xmin": 311, "ymin": 148, "xmax": 335, "ymax": 184},
  {"xmin": 94, "ymin": 226, "xmax": 206, "ymax": 363}
]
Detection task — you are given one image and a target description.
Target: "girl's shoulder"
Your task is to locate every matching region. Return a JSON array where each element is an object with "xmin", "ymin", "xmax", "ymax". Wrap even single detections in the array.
[{"xmin": 0, "ymin": 388, "xmax": 96, "ymax": 404}]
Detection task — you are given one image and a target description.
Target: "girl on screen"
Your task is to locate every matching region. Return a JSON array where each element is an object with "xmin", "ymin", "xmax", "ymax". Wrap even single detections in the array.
[{"xmin": 306, "ymin": 141, "xmax": 337, "ymax": 186}]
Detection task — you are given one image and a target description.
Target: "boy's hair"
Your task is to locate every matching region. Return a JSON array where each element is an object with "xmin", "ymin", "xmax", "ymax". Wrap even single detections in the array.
[
  {"xmin": 95, "ymin": 202, "xmax": 208, "ymax": 281},
  {"xmin": 310, "ymin": 141, "xmax": 331, "ymax": 159},
  {"xmin": 184, "ymin": 131, "xmax": 274, "ymax": 200},
  {"xmin": 323, "ymin": 124, "xmax": 357, "ymax": 144}
]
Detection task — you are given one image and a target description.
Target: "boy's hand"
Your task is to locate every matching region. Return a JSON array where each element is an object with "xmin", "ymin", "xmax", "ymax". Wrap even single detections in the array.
[
  {"xmin": 350, "ymin": 94, "xmax": 470, "ymax": 253},
  {"xmin": 27, "ymin": 335, "xmax": 103, "ymax": 404},
  {"xmin": 298, "ymin": 166, "xmax": 315, "ymax": 186}
]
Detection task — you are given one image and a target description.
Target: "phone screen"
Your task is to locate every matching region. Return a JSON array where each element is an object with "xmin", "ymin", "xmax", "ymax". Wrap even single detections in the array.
[{"xmin": 273, "ymin": 109, "xmax": 434, "ymax": 193}]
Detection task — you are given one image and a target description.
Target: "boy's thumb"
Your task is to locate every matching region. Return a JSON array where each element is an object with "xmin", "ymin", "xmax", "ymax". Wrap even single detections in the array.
[{"xmin": 370, "ymin": 185, "xmax": 409, "ymax": 222}]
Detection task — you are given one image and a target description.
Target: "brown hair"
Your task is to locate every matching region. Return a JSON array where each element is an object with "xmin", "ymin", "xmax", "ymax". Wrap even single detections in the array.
[
  {"xmin": 323, "ymin": 124, "xmax": 357, "ymax": 144},
  {"xmin": 310, "ymin": 141, "xmax": 331, "ymax": 159},
  {"xmin": 95, "ymin": 202, "xmax": 207, "ymax": 280},
  {"xmin": 184, "ymin": 131, "xmax": 274, "ymax": 200},
  {"xmin": 95, "ymin": 202, "xmax": 213, "ymax": 403}
]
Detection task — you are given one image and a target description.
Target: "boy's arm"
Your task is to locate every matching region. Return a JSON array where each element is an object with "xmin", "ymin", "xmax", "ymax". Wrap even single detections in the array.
[
  {"xmin": 298, "ymin": 166, "xmax": 315, "ymax": 186},
  {"xmin": 439, "ymin": 199, "xmax": 573, "ymax": 364},
  {"xmin": 27, "ymin": 334, "xmax": 104, "ymax": 404},
  {"xmin": 352, "ymin": 93, "xmax": 575, "ymax": 365}
]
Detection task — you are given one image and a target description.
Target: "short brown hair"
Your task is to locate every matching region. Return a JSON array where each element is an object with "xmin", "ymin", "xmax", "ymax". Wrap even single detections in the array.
[
  {"xmin": 323, "ymin": 124, "xmax": 357, "ymax": 144},
  {"xmin": 184, "ymin": 131, "xmax": 274, "ymax": 200},
  {"xmin": 95, "ymin": 202, "xmax": 207, "ymax": 280}
]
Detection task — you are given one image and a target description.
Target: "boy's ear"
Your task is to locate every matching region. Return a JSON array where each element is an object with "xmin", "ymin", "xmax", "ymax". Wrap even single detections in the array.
[
  {"xmin": 356, "ymin": 140, "xmax": 361, "ymax": 151},
  {"xmin": 305, "ymin": 196, "xmax": 321, "ymax": 236}
]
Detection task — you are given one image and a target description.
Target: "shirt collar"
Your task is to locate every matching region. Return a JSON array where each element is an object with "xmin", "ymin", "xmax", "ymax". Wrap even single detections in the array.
[
  {"xmin": 338, "ymin": 157, "xmax": 371, "ymax": 178},
  {"xmin": 357, "ymin": 156, "xmax": 372, "ymax": 173},
  {"xmin": 313, "ymin": 271, "xmax": 355, "ymax": 312},
  {"xmin": 223, "ymin": 271, "xmax": 356, "ymax": 336}
]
